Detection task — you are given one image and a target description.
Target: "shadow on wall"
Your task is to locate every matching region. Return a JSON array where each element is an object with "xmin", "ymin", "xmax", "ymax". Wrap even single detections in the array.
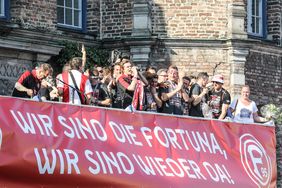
[{"xmin": 149, "ymin": 0, "xmax": 171, "ymax": 69}]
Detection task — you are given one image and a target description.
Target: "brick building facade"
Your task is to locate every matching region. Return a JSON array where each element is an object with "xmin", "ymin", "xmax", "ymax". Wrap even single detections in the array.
[{"xmin": 0, "ymin": 0, "xmax": 281, "ymax": 186}]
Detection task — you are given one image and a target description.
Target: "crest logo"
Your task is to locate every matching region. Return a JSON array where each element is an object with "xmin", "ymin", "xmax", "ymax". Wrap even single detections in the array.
[{"xmin": 240, "ymin": 134, "xmax": 272, "ymax": 188}]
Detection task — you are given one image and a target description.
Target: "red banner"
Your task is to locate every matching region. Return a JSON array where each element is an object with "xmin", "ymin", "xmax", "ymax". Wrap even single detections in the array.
[{"xmin": 0, "ymin": 96, "xmax": 277, "ymax": 187}]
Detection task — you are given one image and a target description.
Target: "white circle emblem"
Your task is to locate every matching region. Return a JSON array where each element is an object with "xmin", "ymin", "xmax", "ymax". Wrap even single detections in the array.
[{"xmin": 240, "ymin": 134, "xmax": 272, "ymax": 188}]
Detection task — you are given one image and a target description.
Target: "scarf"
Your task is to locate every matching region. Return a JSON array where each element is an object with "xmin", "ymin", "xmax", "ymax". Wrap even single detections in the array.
[{"xmin": 132, "ymin": 80, "xmax": 144, "ymax": 110}]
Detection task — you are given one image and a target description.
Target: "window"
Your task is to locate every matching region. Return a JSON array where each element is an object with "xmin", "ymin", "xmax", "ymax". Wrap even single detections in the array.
[
  {"xmin": 247, "ymin": 0, "xmax": 266, "ymax": 38},
  {"xmin": 57, "ymin": 0, "xmax": 85, "ymax": 30},
  {"xmin": 0, "ymin": 0, "xmax": 9, "ymax": 19},
  {"xmin": 0, "ymin": 0, "xmax": 4, "ymax": 17}
]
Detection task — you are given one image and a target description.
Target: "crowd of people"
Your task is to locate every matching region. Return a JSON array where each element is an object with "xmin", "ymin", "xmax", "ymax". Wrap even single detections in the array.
[{"xmin": 11, "ymin": 50, "xmax": 272, "ymax": 124}]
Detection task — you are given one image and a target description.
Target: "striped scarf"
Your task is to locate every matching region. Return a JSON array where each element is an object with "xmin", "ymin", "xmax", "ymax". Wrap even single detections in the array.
[{"xmin": 132, "ymin": 80, "xmax": 144, "ymax": 110}]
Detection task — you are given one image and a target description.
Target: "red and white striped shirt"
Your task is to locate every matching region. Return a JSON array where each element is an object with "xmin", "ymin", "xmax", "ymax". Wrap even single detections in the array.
[{"xmin": 57, "ymin": 70, "xmax": 92, "ymax": 105}]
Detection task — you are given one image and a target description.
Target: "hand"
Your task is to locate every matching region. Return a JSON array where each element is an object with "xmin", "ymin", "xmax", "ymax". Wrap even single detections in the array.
[
  {"xmin": 26, "ymin": 89, "xmax": 33, "ymax": 97},
  {"xmin": 81, "ymin": 44, "xmax": 86, "ymax": 54},
  {"xmin": 177, "ymin": 79, "xmax": 183, "ymax": 91},
  {"xmin": 50, "ymin": 89, "xmax": 59, "ymax": 99},
  {"xmin": 41, "ymin": 79, "xmax": 48, "ymax": 88},
  {"xmin": 202, "ymin": 88, "xmax": 209, "ymax": 95},
  {"xmin": 131, "ymin": 66, "xmax": 138, "ymax": 77},
  {"xmin": 151, "ymin": 102, "xmax": 157, "ymax": 109},
  {"xmin": 178, "ymin": 71, "xmax": 185, "ymax": 80},
  {"xmin": 150, "ymin": 86, "xmax": 157, "ymax": 94}
]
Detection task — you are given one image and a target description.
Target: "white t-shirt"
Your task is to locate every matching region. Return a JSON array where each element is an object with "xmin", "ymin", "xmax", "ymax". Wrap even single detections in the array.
[{"xmin": 230, "ymin": 99, "xmax": 258, "ymax": 124}]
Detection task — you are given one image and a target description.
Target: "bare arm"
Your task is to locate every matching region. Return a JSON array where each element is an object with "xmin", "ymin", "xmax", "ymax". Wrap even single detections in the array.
[
  {"xmin": 85, "ymin": 93, "xmax": 92, "ymax": 105},
  {"xmin": 15, "ymin": 82, "xmax": 33, "ymax": 97},
  {"xmin": 81, "ymin": 44, "xmax": 86, "ymax": 72},
  {"xmin": 150, "ymin": 86, "xmax": 162, "ymax": 108},
  {"xmin": 137, "ymin": 71, "xmax": 148, "ymax": 86},
  {"xmin": 218, "ymin": 103, "xmax": 229, "ymax": 120},
  {"xmin": 182, "ymin": 89, "xmax": 190, "ymax": 102},
  {"xmin": 162, "ymin": 72, "xmax": 184, "ymax": 102},
  {"xmin": 192, "ymin": 88, "xmax": 208, "ymax": 106},
  {"xmin": 161, "ymin": 85, "xmax": 182, "ymax": 101},
  {"xmin": 253, "ymin": 112, "xmax": 269, "ymax": 123},
  {"xmin": 98, "ymin": 98, "xmax": 112, "ymax": 107},
  {"xmin": 126, "ymin": 67, "xmax": 138, "ymax": 91}
]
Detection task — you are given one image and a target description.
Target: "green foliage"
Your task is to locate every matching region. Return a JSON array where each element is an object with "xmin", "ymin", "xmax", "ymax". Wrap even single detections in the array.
[
  {"xmin": 261, "ymin": 104, "xmax": 282, "ymax": 125},
  {"xmin": 50, "ymin": 41, "xmax": 110, "ymax": 75}
]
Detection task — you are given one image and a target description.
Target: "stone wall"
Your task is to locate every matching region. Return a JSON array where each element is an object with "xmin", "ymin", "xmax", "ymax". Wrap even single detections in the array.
[
  {"xmin": 0, "ymin": 48, "xmax": 34, "ymax": 96},
  {"xmin": 10, "ymin": 0, "xmax": 57, "ymax": 32},
  {"xmin": 151, "ymin": 0, "xmax": 231, "ymax": 39},
  {"xmin": 150, "ymin": 43, "xmax": 230, "ymax": 87},
  {"xmin": 100, "ymin": 0, "xmax": 133, "ymax": 39},
  {"xmin": 87, "ymin": 0, "xmax": 100, "ymax": 35},
  {"xmin": 267, "ymin": 0, "xmax": 282, "ymax": 43},
  {"xmin": 245, "ymin": 48, "xmax": 282, "ymax": 107},
  {"xmin": 245, "ymin": 45, "xmax": 282, "ymax": 188}
]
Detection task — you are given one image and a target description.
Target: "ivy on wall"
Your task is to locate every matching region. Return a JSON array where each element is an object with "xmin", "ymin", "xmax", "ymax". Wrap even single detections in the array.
[{"xmin": 49, "ymin": 41, "xmax": 110, "ymax": 75}]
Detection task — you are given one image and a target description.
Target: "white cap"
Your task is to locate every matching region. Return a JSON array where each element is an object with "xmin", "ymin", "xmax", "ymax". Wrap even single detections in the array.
[{"xmin": 212, "ymin": 74, "xmax": 224, "ymax": 84}]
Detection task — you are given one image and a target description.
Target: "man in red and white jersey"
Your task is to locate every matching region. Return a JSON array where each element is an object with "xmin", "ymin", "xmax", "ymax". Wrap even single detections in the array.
[{"xmin": 57, "ymin": 57, "xmax": 92, "ymax": 105}]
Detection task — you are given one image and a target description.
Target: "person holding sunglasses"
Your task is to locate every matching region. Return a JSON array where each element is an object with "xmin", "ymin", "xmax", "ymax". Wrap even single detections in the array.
[{"xmin": 207, "ymin": 74, "xmax": 231, "ymax": 120}]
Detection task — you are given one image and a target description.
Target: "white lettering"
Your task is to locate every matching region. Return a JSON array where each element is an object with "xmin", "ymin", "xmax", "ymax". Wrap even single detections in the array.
[
  {"xmin": 34, "ymin": 148, "xmax": 80, "ymax": 174},
  {"xmin": 132, "ymin": 154, "xmax": 156, "ymax": 175},
  {"xmin": 140, "ymin": 127, "xmax": 153, "ymax": 147},
  {"xmin": 203, "ymin": 162, "xmax": 219, "ymax": 182},
  {"xmin": 85, "ymin": 150, "xmax": 101, "ymax": 175},
  {"xmin": 38, "ymin": 114, "xmax": 57, "ymax": 137},
  {"xmin": 10, "ymin": 110, "xmax": 36, "ymax": 134},
  {"xmin": 109, "ymin": 121, "xmax": 126, "ymax": 143},
  {"xmin": 166, "ymin": 158, "xmax": 185, "ymax": 177},
  {"xmin": 58, "ymin": 116, "xmax": 75, "ymax": 138},
  {"xmin": 34, "ymin": 148, "xmax": 57, "ymax": 174},
  {"xmin": 154, "ymin": 126, "xmax": 169, "ymax": 148},
  {"xmin": 124, "ymin": 125, "xmax": 143, "ymax": 146}
]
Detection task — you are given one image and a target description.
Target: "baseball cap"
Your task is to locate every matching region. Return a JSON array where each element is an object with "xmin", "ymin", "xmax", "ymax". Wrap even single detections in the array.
[{"xmin": 212, "ymin": 74, "xmax": 224, "ymax": 84}]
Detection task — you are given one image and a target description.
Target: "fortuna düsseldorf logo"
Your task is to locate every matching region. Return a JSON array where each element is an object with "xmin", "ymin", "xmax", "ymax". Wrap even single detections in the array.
[{"xmin": 240, "ymin": 134, "xmax": 272, "ymax": 188}]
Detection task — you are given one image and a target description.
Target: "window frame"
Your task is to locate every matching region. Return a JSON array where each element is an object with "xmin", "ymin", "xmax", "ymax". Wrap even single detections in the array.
[
  {"xmin": 0, "ymin": 0, "xmax": 10, "ymax": 20},
  {"xmin": 57, "ymin": 0, "xmax": 86, "ymax": 32},
  {"xmin": 247, "ymin": 0, "xmax": 267, "ymax": 38}
]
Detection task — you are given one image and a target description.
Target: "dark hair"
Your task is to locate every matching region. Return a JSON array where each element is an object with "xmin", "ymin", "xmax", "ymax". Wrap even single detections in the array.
[
  {"xmin": 145, "ymin": 66, "xmax": 157, "ymax": 72},
  {"xmin": 183, "ymin": 76, "xmax": 191, "ymax": 82},
  {"xmin": 40, "ymin": 63, "xmax": 53, "ymax": 76},
  {"xmin": 143, "ymin": 72, "xmax": 158, "ymax": 83},
  {"xmin": 89, "ymin": 68, "xmax": 99, "ymax": 77},
  {"xmin": 197, "ymin": 72, "xmax": 209, "ymax": 79}
]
